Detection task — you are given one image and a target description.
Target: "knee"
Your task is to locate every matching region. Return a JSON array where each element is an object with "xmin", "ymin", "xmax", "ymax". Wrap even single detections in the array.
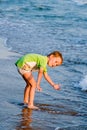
[
  {"xmin": 26, "ymin": 83, "xmax": 30, "ymax": 88},
  {"xmin": 31, "ymin": 82, "xmax": 36, "ymax": 88}
]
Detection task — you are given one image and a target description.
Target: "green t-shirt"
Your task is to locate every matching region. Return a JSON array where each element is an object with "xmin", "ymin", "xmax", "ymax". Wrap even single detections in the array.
[{"xmin": 15, "ymin": 54, "xmax": 48, "ymax": 72}]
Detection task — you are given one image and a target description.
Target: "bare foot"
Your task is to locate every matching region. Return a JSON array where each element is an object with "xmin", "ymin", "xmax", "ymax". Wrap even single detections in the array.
[{"xmin": 28, "ymin": 105, "xmax": 39, "ymax": 110}]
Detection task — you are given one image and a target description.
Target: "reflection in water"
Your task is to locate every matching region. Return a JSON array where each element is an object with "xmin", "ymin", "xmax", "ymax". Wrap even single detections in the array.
[
  {"xmin": 15, "ymin": 103, "xmax": 78, "ymax": 130},
  {"xmin": 16, "ymin": 108, "xmax": 33, "ymax": 130}
]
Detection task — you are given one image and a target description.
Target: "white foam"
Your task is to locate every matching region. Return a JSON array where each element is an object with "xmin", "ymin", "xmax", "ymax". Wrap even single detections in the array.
[
  {"xmin": 55, "ymin": 127, "xmax": 60, "ymax": 130},
  {"xmin": 73, "ymin": 0, "xmax": 87, "ymax": 5},
  {"xmin": 79, "ymin": 75, "xmax": 87, "ymax": 91},
  {"xmin": 0, "ymin": 37, "xmax": 20, "ymax": 59}
]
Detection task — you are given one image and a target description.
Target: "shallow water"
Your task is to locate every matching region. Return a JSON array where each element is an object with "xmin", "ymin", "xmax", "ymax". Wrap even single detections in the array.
[{"xmin": 0, "ymin": 0, "xmax": 87, "ymax": 129}]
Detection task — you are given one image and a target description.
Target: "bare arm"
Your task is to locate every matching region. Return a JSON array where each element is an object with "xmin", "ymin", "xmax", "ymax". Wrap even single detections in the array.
[
  {"xmin": 36, "ymin": 68, "xmax": 43, "ymax": 91},
  {"xmin": 43, "ymin": 72, "xmax": 60, "ymax": 90}
]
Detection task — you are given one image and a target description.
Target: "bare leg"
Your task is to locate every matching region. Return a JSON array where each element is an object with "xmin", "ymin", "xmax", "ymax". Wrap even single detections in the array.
[
  {"xmin": 22, "ymin": 72, "xmax": 38, "ymax": 109},
  {"xmin": 28, "ymin": 77, "xmax": 38, "ymax": 109},
  {"xmin": 23, "ymin": 84, "xmax": 31, "ymax": 104},
  {"xmin": 22, "ymin": 73, "xmax": 32, "ymax": 104},
  {"xmin": 28, "ymin": 83, "xmax": 36, "ymax": 107}
]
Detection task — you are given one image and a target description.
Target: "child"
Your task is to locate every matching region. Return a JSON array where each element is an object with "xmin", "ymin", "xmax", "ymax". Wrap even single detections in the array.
[{"xmin": 15, "ymin": 51, "xmax": 63, "ymax": 109}]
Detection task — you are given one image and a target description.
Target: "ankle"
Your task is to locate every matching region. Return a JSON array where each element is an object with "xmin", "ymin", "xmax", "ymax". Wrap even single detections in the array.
[
  {"xmin": 24, "ymin": 100, "xmax": 28, "ymax": 104},
  {"xmin": 28, "ymin": 102, "xmax": 34, "ymax": 106}
]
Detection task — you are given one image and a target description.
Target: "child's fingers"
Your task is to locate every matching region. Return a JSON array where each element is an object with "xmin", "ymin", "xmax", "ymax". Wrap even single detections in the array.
[
  {"xmin": 36, "ymin": 87, "xmax": 42, "ymax": 92},
  {"xmin": 39, "ymin": 88, "xmax": 42, "ymax": 92},
  {"xmin": 54, "ymin": 84, "xmax": 60, "ymax": 90}
]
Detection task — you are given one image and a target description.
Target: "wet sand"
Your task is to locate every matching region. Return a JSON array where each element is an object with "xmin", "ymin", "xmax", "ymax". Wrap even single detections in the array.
[
  {"xmin": 0, "ymin": 50, "xmax": 53, "ymax": 130},
  {"xmin": 0, "ymin": 48, "xmax": 87, "ymax": 130}
]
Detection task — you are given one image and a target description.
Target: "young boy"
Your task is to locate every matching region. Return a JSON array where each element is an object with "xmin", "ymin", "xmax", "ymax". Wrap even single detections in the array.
[{"xmin": 15, "ymin": 51, "xmax": 63, "ymax": 109}]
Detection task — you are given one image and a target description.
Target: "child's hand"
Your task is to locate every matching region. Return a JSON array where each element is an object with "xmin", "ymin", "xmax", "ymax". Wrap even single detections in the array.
[
  {"xmin": 36, "ymin": 86, "xmax": 42, "ymax": 92},
  {"xmin": 53, "ymin": 84, "xmax": 60, "ymax": 90}
]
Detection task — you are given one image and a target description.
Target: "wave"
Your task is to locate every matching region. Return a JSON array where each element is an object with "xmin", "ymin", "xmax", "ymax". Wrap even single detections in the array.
[
  {"xmin": 66, "ymin": 58, "xmax": 87, "ymax": 66},
  {"xmin": 79, "ymin": 75, "xmax": 87, "ymax": 91},
  {"xmin": 0, "ymin": 37, "xmax": 20, "ymax": 59},
  {"xmin": 55, "ymin": 125, "xmax": 87, "ymax": 130},
  {"xmin": 72, "ymin": 0, "xmax": 87, "ymax": 5}
]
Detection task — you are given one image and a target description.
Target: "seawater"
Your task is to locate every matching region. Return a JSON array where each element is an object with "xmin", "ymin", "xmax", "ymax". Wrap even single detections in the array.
[{"xmin": 0, "ymin": 0, "xmax": 87, "ymax": 130}]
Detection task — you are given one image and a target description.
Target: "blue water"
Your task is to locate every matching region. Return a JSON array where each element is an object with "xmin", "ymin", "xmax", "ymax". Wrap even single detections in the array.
[{"xmin": 0, "ymin": 0, "xmax": 87, "ymax": 129}]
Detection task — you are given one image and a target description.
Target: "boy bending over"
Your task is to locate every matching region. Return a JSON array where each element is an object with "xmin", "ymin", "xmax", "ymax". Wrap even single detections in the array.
[{"xmin": 15, "ymin": 51, "xmax": 63, "ymax": 109}]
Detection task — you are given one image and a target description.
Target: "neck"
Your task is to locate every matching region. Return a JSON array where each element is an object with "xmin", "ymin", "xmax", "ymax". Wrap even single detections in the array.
[{"xmin": 47, "ymin": 56, "xmax": 49, "ymax": 64}]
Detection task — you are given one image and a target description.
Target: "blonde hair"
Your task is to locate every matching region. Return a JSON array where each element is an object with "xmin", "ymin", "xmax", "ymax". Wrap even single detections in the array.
[{"xmin": 47, "ymin": 51, "xmax": 63, "ymax": 63}]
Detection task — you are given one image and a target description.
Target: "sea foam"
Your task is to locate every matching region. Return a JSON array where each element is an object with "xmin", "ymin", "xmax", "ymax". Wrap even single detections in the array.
[
  {"xmin": 79, "ymin": 75, "xmax": 87, "ymax": 91},
  {"xmin": 73, "ymin": 0, "xmax": 87, "ymax": 5},
  {"xmin": 0, "ymin": 37, "xmax": 20, "ymax": 59}
]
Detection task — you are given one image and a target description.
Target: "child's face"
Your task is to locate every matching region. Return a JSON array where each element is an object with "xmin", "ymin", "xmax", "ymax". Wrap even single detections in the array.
[{"xmin": 48, "ymin": 55, "xmax": 62, "ymax": 67}]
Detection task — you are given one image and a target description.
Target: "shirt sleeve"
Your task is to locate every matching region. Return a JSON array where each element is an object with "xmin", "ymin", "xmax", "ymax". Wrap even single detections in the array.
[{"xmin": 40, "ymin": 59, "xmax": 47, "ymax": 72}]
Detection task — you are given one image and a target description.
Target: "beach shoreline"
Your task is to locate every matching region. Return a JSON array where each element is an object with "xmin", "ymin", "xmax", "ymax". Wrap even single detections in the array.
[
  {"xmin": 0, "ymin": 50, "xmax": 87, "ymax": 130},
  {"xmin": 0, "ymin": 49, "xmax": 55, "ymax": 130},
  {"xmin": 0, "ymin": 1, "xmax": 87, "ymax": 127}
]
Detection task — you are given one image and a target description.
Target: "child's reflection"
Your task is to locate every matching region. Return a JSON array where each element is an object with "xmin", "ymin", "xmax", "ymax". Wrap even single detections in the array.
[{"xmin": 16, "ymin": 107, "xmax": 33, "ymax": 130}]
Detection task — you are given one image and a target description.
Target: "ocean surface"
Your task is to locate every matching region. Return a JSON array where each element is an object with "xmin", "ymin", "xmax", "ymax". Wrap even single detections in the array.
[{"xmin": 0, "ymin": 0, "xmax": 87, "ymax": 130}]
